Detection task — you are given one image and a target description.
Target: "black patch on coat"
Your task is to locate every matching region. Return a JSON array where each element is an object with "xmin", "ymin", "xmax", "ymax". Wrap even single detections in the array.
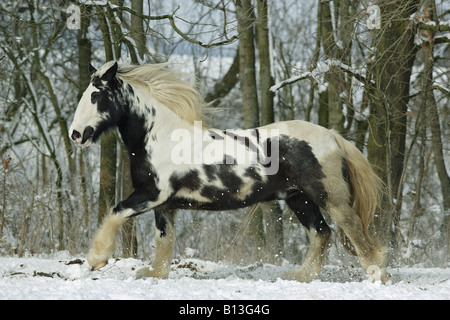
[
  {"xmin": 169, "ymin": 170, "xmax": 202, "ymax": 191},
  {"xmin": 244, "ymin": 167, "xmax": 263, "ymax": 181},
  {"xmin": 285, "ymin": 191, "xmax": 331, "ymax": 237},
  {"xmin": 203, "ymin": 165, "xmax": 218, "ymax": 181},
  {"xmin": 91, "ymin": 91, "xmax": 101, "ymax": 104},
  {"xmin": 119, "ymin": 107, "xmax": 160, "ymax": 201},
  {"xmin": 199, "ymin": 185, "xmax": 222, "ymax": 201},
  {"xmin": 92, "ymin": 76, "xmax": 103, "ymax": 88},
  {"xmin": 277, "ymin": 135, "xmax": 328, "ymax": 209},
  {"xmin": 89, "ymin": 77, "xmax": 127, "ymax": 142},
  {"xmin": 217, "ymin": 165, "xmax": 243, "ymax": 190},
  {"xmin": 112, "ymin": 84, "xmax": 161, "ymax": 215}
]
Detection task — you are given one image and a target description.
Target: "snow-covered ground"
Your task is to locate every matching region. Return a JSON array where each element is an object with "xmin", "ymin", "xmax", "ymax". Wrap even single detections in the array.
[{"xmin": 0, "ymin": 252, "xmax": 448, "ymax": 300}]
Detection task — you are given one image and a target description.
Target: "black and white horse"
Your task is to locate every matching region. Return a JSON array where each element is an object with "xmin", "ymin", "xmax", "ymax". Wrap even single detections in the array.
[{"xmin": 69, "ymin": 61, "xmax": 387, "ymax": 282}]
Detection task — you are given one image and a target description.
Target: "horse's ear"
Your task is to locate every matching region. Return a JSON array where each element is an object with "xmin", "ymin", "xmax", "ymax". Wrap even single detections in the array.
[
  {"xmin": 88, "ymin": 63, "xmax": 97, "ymax": 75},
  {"xmin": 101, "ymin": 61, "xmax": 118, "ymax": 82}
]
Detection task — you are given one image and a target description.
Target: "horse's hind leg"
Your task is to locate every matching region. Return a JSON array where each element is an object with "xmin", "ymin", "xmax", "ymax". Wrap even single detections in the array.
[
  {"xmin": 136, "ymin": 209, "xmax": 177, "ymax": 279},
  {"xmin": 327, "ymin": 202, "xmax": 387, "ymax": 282},
  {"xmin": 320, "ymin": 169, "xmax": 387, "ymax": 281},
  {"xmin": 283, "ymin": 192, "xmax": 331, "ymax": 282}
]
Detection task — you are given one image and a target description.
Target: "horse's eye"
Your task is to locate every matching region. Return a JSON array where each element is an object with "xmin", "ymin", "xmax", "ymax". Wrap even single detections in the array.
[{"xmin": 91, "ymin": 91, "xmax": 101, "ymax": 104}]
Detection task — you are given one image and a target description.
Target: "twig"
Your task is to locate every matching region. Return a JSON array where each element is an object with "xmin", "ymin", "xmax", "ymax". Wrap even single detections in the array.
[{"xmin": 110, "ymin": 5, "xmax": 239, "ymax": 49}]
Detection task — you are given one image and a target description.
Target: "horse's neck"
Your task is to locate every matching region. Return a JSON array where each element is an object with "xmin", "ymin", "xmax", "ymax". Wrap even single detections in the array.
[
  {"xmin": 128, "ymin": 96, "xmax": 197, "ymax": 150},
  {"xmin": 122, "ymin": 85, "xmax": 209, "ymax": 169}
]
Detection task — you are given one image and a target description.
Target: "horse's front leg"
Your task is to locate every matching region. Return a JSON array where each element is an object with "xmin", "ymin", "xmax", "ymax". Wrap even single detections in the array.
[
  {"xmin": 87, "ymin": 190, "xmax": 160, "ymax": 271},
  {"xmin": 136, "ymin": 210, "xmax": 177, "ymax": 279},
  {"xmin": 87, "ymin": 211, "xmax": 128, "ymax": 270}
]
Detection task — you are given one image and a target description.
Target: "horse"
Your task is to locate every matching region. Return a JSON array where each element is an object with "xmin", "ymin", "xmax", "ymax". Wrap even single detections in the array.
[{"xmin": 69, "ymin": 61, "xmax": 387, "ymax": 282}]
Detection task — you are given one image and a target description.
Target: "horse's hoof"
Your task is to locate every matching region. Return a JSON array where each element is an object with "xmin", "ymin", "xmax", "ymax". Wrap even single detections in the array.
[
  {"xmin": 135, "ymin": 267, "xmax": 152, "ymax": 279},
  {"xmin": 91, "ymin": 261, "xmax": 107, "ymax": 271},
  {"xmin": 281, "ymin": 269, "xmax": 318, "ymax": 283},
  {"xmin": 135, "ymin": 267, "xmax": 169, "ymax": 280}
]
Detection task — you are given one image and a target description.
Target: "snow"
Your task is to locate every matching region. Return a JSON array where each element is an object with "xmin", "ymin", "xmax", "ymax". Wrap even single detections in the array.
[
  {"xmin": 0, "ymin": 252, "xmax": 448, "ymax": 300},
  {"xmin": 270, "ymin": 59, "xmax": 369, "ymax": 92}
]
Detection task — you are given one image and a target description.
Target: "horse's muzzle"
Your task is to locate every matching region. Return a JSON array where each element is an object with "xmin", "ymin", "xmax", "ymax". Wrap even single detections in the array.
[{"xmin": 70, "ymin": 126, "xmax": 94, "ymax": 147}]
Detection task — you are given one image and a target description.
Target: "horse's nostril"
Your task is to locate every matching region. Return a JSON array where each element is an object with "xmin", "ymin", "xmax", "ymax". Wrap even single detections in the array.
[{"xmin": 71, "ymin": 130, "xmax": 81, "ymax": 141}]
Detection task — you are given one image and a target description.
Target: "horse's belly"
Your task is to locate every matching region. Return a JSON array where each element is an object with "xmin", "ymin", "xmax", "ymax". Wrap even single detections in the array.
[{"xmin": 170, "ymin": 186, "xmax": 282, "ymax": 211}]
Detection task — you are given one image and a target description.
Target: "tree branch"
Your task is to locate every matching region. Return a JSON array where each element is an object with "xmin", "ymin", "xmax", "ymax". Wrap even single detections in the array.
[
  {"xmin": 270, "ymin": 59, "xmax": 369, "ymax": 92},
  {"xmin": 110, "ymin": 5, "xmax": 239, "ymax": 49},
  {"xmin": 417, "ymin": 21, "xmax": 450, "ymax": 32}
]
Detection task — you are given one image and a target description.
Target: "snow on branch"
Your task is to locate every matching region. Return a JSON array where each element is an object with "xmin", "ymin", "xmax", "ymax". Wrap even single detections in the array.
[
  {"xmin": 270, "ymin": 59, "xmax": 368, "ymax": 92},
  {"xmin": 410, "ymin": 12, "xmax": 450, "ymax": 44}
]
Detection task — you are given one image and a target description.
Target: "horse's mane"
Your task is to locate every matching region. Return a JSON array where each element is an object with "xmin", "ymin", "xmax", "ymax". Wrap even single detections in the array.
[{"xmin": 97, "ymin": 61, "xmax": 212, "ymax": 124}]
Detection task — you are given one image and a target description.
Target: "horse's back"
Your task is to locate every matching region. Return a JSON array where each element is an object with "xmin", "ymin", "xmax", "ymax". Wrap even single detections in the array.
[{"xmin": 260, "ymin": 120, "xmax": 340, "ymax": 161}]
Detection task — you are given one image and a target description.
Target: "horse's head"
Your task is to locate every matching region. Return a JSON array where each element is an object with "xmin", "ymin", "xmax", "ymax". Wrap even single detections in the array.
[{"xmin": 69, "ymin": 61, "xmax": 123, "ymax": 147}]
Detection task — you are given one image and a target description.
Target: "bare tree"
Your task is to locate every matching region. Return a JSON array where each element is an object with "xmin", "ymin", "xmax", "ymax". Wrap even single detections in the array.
[{"xmin": 237, "ymin": 0, "xmax": 259, "ymax": 129}]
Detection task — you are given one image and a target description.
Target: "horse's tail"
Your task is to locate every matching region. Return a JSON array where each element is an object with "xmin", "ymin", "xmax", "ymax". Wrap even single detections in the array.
[{"xmin": 332, "ymin": 131, "xmax": 384, "ymax": 255}]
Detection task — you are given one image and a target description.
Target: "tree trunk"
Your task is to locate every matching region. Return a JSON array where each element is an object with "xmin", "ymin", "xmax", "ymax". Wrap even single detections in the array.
[
  {"xmin": 97, "ymin": 6, "xmax": 117, "ymax": 224},
  {"xmin": 367, "ymin": 0, "xmax": 420, "ymax": 248},
  {"xmin": 77, "ymin": 5, "xmax": 92, "ymax": 102},
  {"xmin": 205, "ymin": 47, "xmax": 240, "ymax": 105},
  {"xmin": 77, "ymin": 4, "xmax": 92, "ymax": 228},
  {"xmin": 319, "ymin": 0, "xmax": 351, "ymax": 133},
  {"xmin": 421, "ymin": 0, "xmax": 450, "ymax": 260},
  {"xmin": 130, "ymin": 0, "xmax": 148, "ymax": 61},
  {"xmin": 237, "ymin": 0, "xmax": 259, "ymax": 129},
  {"xmin": 98, "ymin": 133, "xmax": 117, "ymax": 223},
  {"xmin": 256, "ymin": 0, "xmax": 283, "ymax": 264},
  {"xmin": 119, "ymin": 142, "xmax": 137, "ymax": 258},
  {"xmin": 119, "ymin": 1, "xmax": 146, "ymax": 257},
  {"xmin": 236, "ymin": 0, "xmax": 264, "ymax": 257},
  {"xmin": 257, "ymin": 0, "xmax": 274, "ymax": 126}
]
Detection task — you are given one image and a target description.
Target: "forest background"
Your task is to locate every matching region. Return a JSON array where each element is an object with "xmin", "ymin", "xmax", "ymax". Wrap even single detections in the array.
[{"xmin": 0, "ymin": 0, "xmax": 449, "ymax": 270}]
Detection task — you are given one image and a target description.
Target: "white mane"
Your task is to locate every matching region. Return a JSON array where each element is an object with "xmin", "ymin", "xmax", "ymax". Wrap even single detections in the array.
[{"xmin": 96, "ymin": 61, "xmax": 211, "ymax": 125}]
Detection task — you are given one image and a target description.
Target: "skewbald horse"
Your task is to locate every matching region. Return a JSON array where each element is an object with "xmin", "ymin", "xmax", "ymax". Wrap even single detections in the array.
[{"xmin": 69, "ymin": 61, "xmax": 387, "ymax": 282}]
